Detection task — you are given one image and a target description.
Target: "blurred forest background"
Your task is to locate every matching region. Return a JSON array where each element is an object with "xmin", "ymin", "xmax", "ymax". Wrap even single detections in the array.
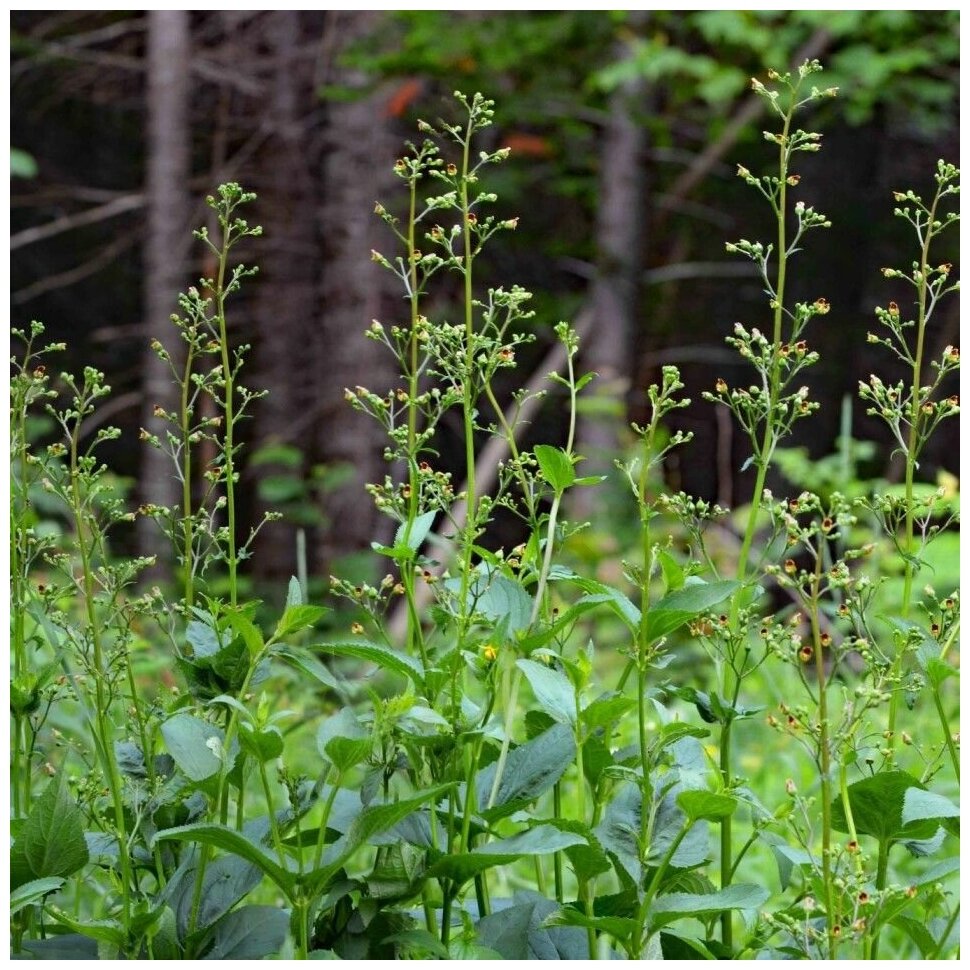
[{"xmin": 10, "ymin": 10, "xmax": 960, "ymax": 596}]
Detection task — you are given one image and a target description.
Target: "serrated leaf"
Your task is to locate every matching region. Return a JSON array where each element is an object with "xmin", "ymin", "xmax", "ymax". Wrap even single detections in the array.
[
  {"xmin": 517, "ymin": 659, "xmax": 576, "ymax": 725},
  {"xmin": 831, "ymin": 770, "xmax": 937, "ymax": 843},
  {"xmin": 472, "ymin": 573, "xmax": 533, "ymax": 633},
  {"xmin": 274, "ymin": 604, "xmax": 327, "ymax": 640},
  {"xmin": 543, "ymin": 906, "xmax": 635, "ymax": 942},
  {"xmin": 534, "ymin": 444, "xmax": 575, "ymax": 492},
  {"xmin": 274, "ymin": 645, "xmax": 344, "ymax": 695},
  {"xmin": 313, "ymin": 640, "xmax": 424, "ymax": 685},
  {"xmin": 12, "ymin": 773, "xmax": 89, "ymax": 890}
]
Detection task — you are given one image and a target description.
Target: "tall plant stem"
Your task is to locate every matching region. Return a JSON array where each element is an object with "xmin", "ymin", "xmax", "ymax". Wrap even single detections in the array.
[
  {"xmin": 720, "ymin": 102, "xmax": 794, "ymax": 952},
  {"xmin": 870, "ymin": 838, "xmax": 891, "ymax": 961},
  {"xmin": 68, "ymin": 429, "xmax": 133, "ymax": 936},
  {"xmin": 214, "ymin": 238, "xmax": 238, "ymax": 606},
  {"xmin": 808, "ymin": 552, "xmax": 835, "ymax": 958},
  {"xmin": 179, "ymin": 341, "xmax": 197, "ymax": 607},
  {"xmin": 887, "ymin": 185, "xmax": 940, "ymax": 759}
]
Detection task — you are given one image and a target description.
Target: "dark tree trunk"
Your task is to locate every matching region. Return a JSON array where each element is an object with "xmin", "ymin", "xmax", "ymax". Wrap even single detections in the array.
[
  {"xmin": 574, "ymin": 36, "xmax": 649, "ymax": 515},
  {"xmin": 314, "ymin": 11, "xmax": 397, "ymax": 576},
  {"xmin": 138, "ymin": 10, "xmax": 191, "ymax": 569},
  {"xmin": 249, "ymin": 11, "xmax": 322, "ymax": 580}
]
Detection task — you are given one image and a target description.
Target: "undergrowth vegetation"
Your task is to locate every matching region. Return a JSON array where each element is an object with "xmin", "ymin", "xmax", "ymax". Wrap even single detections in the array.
[{"xmin": 9, "ymin": 62, "xmax": 960, "ymax": 960}]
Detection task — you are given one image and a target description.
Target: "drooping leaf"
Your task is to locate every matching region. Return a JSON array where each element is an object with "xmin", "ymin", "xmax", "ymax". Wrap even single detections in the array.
[
  {"xmin": 542, "ymin": 906, "xmax": 636, "ymax": 943},
  {"xmin": 476, "ymin": 724, "xmax": 576, "ymax": 820},
  {"xmin": 9, "ymin": 877, "xmax": 65, "ymax": 915},
  {"xmin": 201, "ymin": 905, "xmax": 290, "ymax": 960},
  {"xmin": 153, "ymin": 823, "xmax": 294, "ymax": 899},
  {"xmin": 274, "ymin": 645, "xmax": 344, "ymax": 695},
  {"xmin": 517, "ymin": 659, "xmax": 576, "ymax": 725},
  {"xmin": 901, "ymin": 787, "xmax": 959, "ymax": 826},
  {"xmin": 312, "ymin": 640, "xmax": 424, "ymax": 685}
]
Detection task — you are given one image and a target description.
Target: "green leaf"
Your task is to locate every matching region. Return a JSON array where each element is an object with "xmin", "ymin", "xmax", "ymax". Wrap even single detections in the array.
[
  {"xmin": 472, "ymin": 573, "xmax": 533, "ymax": 633},
  {"xmin": 286, "ymin": 575, "xmax": 305, "ymax": 607},
  {"xmin": 677, "ymin": 790, "xmax": 738, "ymax": 822},
  {"xmin": 275, "ymin": 645, "xmax": 345, "ymax": 695},
  {"xmin": 45, "ymin": 911, "xmax": 126, "ymax": 948},
  {"xmin": 317, "ymin": 708, "xmax": 371, "ymax": 773},
  {"xmin": 649, "ymin": 884, "xmax": 769, "ymax": 929},
  {"xmin": 395, "ymin": 510, "xmax": 437, "ymax": 552},
  {"xmin": 831, "ymin": 770, "xmax": 938, "ymax": 843},
  {"xmin": 581, "ymin": 693, "xmax": 637, "ymax": 731},
  {"xmin": 16, "ymin": 933, "xmax": 98, "ymax": 959},
  {"xmin": 429, "ymin": 825, "xmax": 586, "ymax": 885},
  {"xmin": 153, "ymin": 823, "xmax": 295, "ymax": 898},
  {"xmin": 657, "ymin": 550, "xmax": 685, "ymax": 593},
  {"xmin": 300, "ymin": 785, "xmax": 453, "ymax": 897},
  {"xmin": 645, "ymin": 580, "xmax": 741, "ymax": 642},
  {"xmin": 902, "ymin": 788, "xmax": 959, "ymax": 826},
  {"xmin": 11, "ymin": 773, "xmax": 89, "ymax": 890},
  {"xmin": 9, "ymin": 876, "xmax": 65, "ymax": 915},
  {"xmin": 517, "ymin": 659, "xmax": 576, "ymax": 725},
  {"xmin": 223, "ymin": 610, "xmax": 264, "ymax": 659},
  {"xmin": 313, "ymin": 640, "xmax": 424, "ymax": 685},
  {"xmin": 534, "ymin": 444, "xmax": 575, "ymax": 492},
  {"xmin": 161, "ymin": 713, "xmax": 233, "ymax": 782},
  {"xmin": 476, "ymin": 724, "xmax": 576, "ymax": 820},
  {"xmin": 477, "ymin": 892, "xmax": 589, "ymax": 959},
  {"xmin": 202, "ymin": 905, "xmax": 290, "ymax": 960},
  {"xmin": 890, "ymin": 915, "xmax": 938, "ymax": 958},
  {"xmin": 274, "ymin": 604, "xmax": 327, "ymax": 640},
  {"xmin": 542, "ymin": 906, "xmax": 636, "ymax": 943},
  {"xmin": 238, "ymin": 723, "xmax": 284, "ymax": 763}
]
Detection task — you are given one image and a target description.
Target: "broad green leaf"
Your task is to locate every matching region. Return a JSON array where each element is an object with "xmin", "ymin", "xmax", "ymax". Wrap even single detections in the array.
[
  {"xmin": 429, "ymin": 825, "xmax": 586, "ymax": 884},
  {"xmin": 384, "ymin": 929, "xmax": 450, "ymax": 959},
  {"xmin": 831, "ymin": 770, "xmax": 938, "ymax": 843},
  {"xmin": 161, "ymin": 713, "xmax": 233, "ymax": 782},
  {"xmin": 517, "ymin": 659, "xmax": 576, "ymax": 725},
  {"xmin": 17, "ymin": 933, "xmax": 98, "ymax": 960},
  {"xmin": 9, "ymin": 876, "xmax": 65, "ymax": 915},
  {"xmin": 202, "ymin": 905, "xmax": 290, "ymax": 960},
  {"xmin": 540, "ymin": 818, "xmax": 612, "ymax": 881},
  {"xmin": 153, "ymin": 823, "xmax": 294, "ymax": 898},
  {"xmin": 890, "ymin": 915, "xmax": 938, "ymax": 958},
  {"xmin": 563, "ymin": 576, "xmax": 641, "ymax": 631},
  {"xmin": 657, "ymin": 550, "xmax": 685, "ymax": 592},
  {"xmin": 472, "ymin": 573, "xmax": 533, "ymax": 633},
  {"xmin": 45, "ymin": 911, "xmax": 126, "ymax": 948},
  {"xmin": 677, "ymin": 790, "xmax": 738, "ymax": 822},
  {"xmin": 223, "ymin": 610, "xmax": 264, "ymax": 659},
  {"xmin": 317, "ymin": 708, "xmax": 371, "ymax": 773},
  {"xmin": 238, "ymin": 723, "xmax": 284, "ymax": 763},
  {"xmin": 649, "ymin": 884, "xmax": 769, "ymax": 929},
  {"xmin": 645, "ymin": 580, "xmax": 741, "ymax": 642},
  {"xmin": 11, "ymin": 773, "xmax": 89, "ymax": 890},
  {"xmin": 534, "ymin": 444, "xmax": 575, "ymax": 492},
  {"xmin": 581, "ymin": 693, "xmax": 637, "ymax": 731},
  {"xmin": 477, "ymin": 892, "xmax": 589, "ymax": 960},
  {"xmin": 313, "ymin": 640, "xmax": 424, "ymax": 685},
  {"xmin": 476, "ymin": 724, "xmax": 576, "ymax": 820}
]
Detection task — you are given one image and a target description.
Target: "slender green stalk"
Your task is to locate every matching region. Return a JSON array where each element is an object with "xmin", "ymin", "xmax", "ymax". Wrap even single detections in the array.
[
  {"xmin": 886, "ymin": 185, "xmax": 940, "ymax": 759},
  {"xmin": 178, "ymin": 338, "xmax": 197, "ymax": 607}
]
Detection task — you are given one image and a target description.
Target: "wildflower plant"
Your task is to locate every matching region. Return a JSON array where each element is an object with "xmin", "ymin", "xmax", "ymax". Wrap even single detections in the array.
[{"xmin": 8, "ymin": 66, "xmax": 959, "ymax": 962}]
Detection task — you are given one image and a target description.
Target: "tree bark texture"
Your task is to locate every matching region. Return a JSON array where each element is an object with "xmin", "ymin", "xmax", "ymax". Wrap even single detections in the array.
[
  {"xmin": 315, "ymin": 11, "xmax": 397, "ymax": 576},
  {"xmin": 138, "ymin": 10, "xmax": 191, "ymax": 568}
]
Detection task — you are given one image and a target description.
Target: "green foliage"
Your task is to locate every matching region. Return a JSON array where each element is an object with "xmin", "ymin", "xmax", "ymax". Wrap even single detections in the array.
[{"xmin": 8, "ymin": 60, "xmax": 959, "ymax": 962}]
